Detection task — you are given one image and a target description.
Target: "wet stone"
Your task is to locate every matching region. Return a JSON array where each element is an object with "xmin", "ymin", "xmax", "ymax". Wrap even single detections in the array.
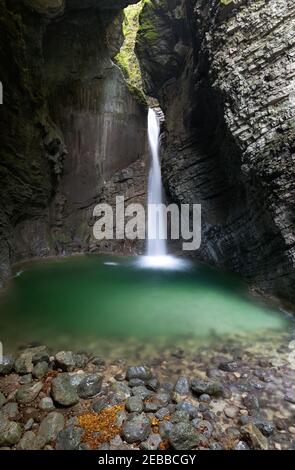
[
  {"xmin": 33, "ymin": 362, "xmax": 48, "ymax": 379},
  {"xmin": 169, "ymin": 422, "xmax": 201, "ymax": 450},
  {"xmin": 174, "ymin": 376, "xmax": 190, "ymax": 395},
  {"xmin": 219, "ymin": 361, "xmax": 239, "ymax": 372},
  {"xmin": 122, "ymin": 413, "xmax": 151, "ymax": 443},
  {"xmin": 16, "ymin": 382, "xmax": 43, "ymax": 404},
  {"xmin": 199, "ymin": 394, "xmax": 211, "ymax": 403},
  {"xmin": 51, "ymin": 374, "xmax": 79, "ymax": 407},
  {"xmin": 234, "ymin": 440, "xmax": 250, "ymax": 450},
  {"xmin": 19, "ymin": 374, "xmax": 32, "ymax": 385},
  {"xmin": 0, "ymin": 415, "xmax": 22, "ymax": 447},
  {"xmin": 171, "ymin": 410, "xmax": 190, "ymax": 423},
  {"xmin": 194, "ymin": 420, "xmax": 213, "ymax": 439},
  {"xmin": 77, "ymin": 374, "xmax": 102, "ymax": 399},
  {"xmin": 253, "ymin": 418, "xmax": 275, "ymax": 437},
  {"xmin": 176, "ymin": 401, "xmax": 198, "ymax": 418},
  {"xmin": 159, "ymin": 421, "xmax": 173, "ymax": 439},
  {"xmin": 92, "ymin": 396, "xmax": 109, "ymax": 413},
  {"xmin": 284, "ymin": 390, "xmax": 295, "ymax": 404},
  {"xmin": 125, "ymin": 396, "xmax": 143, "ymax": 413},
  {"xmin": 140, "ymin": 432, "xmax": 162, "ymax": 450},
  {"xmin": 224, "ymin": 406, "xmax": 238, "ymax": 419},
  {"xmin": 126, "ymin": 366, "xmax": 152, "ymax": 382},
  {"xmin": 0, "ymin": 356, "xmax": 14, "ymax": 375},
  {"xmin": 241, "ymin": 423, "xmax": 268, "ymax": 450},
  {"xmin": 144, "ymin": 392, "xmax": 170, "ymax": 412},
  {"xmin": 2, "ymin": 402, "xmax": 19, "ymax": 419},
  {"xmin": 191, "ymin": 379, "xmax": 227, "ymax": 398},
  {"xmin": 39, "ymin": 397, "xmax": 55, "ymax": 411},
  {"xmin": 132, "ymin": 385, "xmax": 152, "ymax": 400},
  {"xmin": 55, "ymin": 351, "xmax": 76, "ymax": 372},
  {"xmin": 38, "ymin": 412, "xmax": 65, "ymax": 444},
  {"xmin": 146, "ymin": 377, "xmax": 160, "ymax": 391},
  {"xmin": 243, "ymin": 393, "xmax": 260, "ymax": 411},
  {"xmin": 128, "ymin": 378, "xmax": 145, "ymax": 388},
  {"xmin": 56, "ymin": 426, "xmax": 83, "ymax": 450}
]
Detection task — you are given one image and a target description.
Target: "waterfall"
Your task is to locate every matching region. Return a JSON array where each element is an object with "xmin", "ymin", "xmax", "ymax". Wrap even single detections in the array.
[
  {"xmin": 138, "ymin": 108, "xmax": 188, "ymax": 270},
  {"xmin": 147, "ymin": 108, "xmax": 167, "ymax": 257}
]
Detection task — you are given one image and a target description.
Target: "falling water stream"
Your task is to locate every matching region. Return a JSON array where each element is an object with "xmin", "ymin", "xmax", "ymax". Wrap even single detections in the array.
[{"xmin": 141, "ymin": 108, "xmax": 186, "ymax": 269}]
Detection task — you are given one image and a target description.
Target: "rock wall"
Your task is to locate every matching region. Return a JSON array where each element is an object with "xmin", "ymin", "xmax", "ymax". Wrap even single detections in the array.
[
  {"xmin": 0, "ymin": 0, "xmax": 147, "ymax": 286},
  {"xmin": 136, "ymin": 0, "xmax": 295, "ymax": 304}
]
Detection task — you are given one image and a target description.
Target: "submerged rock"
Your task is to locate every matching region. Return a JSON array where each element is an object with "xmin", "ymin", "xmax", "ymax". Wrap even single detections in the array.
[
  {"xmin": 55, "ymin": 351, "xmax": 76, "ymax": 372},
  {"xmin": 0, "ymin": 415, "xmax": 22, "ymax": 447},
  {"xmin": 38, "ymin": 412, "xmax": 65, "ymax": 444},
  {"xmin": 56, "ymin": 426, "xmax": 83, "ymax": 450},
  {"xmin": 169, "ymin": 422, "xmax": 201, "ymax": 450},
  {"xmin": 126, "ymin": 366, "xmax": 152, "ymax": 382},
  {"xmin": 77, "ymin": 374, "xmax": 102, "ymax": 399},
  {"xmin": 51, "ymin": 374, "xmax": 79, "ymax": 407},
  {"xmin": 122, "ymin": 413, "xmax": 151, "ymax": 443},
  {"xmin": 16, "ymin": 382, "xmax": 43, "ymax": 404}
]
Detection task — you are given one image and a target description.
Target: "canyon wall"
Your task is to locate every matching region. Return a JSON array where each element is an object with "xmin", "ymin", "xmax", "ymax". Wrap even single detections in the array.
[
  {"xmin": 136, "ymin": 0, "xmax": 295, "ymax": 303},
  {"xmin": 0, "ymin": 0, "xmax": 147, "ymax": 286}
]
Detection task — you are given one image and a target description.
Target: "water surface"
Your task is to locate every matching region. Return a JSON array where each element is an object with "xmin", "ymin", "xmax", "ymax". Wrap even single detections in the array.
[{"xmin": 0, "ymin": 255, "xmax": 291, "ymax": 354}]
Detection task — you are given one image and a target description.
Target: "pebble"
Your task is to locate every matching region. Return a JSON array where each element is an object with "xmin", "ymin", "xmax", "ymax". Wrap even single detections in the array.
[
  {"xmin": 243, "ymin": 393, "xmax": 260, "ymax": 411},
  {"xmin": 219, "ymin": 361, "xmax": 239, "ymax": 372},
  {"xmin": 125, "ymin": 396, "xmax": 143, "ymax": 413},
  {"xmin": 146, "ymin": 377, "xmax": 160, "ymax": 391},
  {"xmin": 122, "ymin": 413, "xmax": 151, "ymax": 443},
  {"xmin": 39, "ymin": 397, "xmax": 55, "ymax": 411},
  {"xmin": 51, "ymin": 373, "xmax": 79, "ymax": 407},
  {"xmin": 128, "ymin": 378, "xmax": 145, "ymax": 387},
  {"xmin": 253, "ymin": 418, "xmax": 275, "ymax": 436},
  {"xmin": 234, "ymin": 440, "xmax": 250, "ymax": 450},
  {"xmin": 126, "ymin": 366, "xmax": 152, "ymax": 382},
  {"xmin": 174, "ymin": 376, "xmax": 190, "ymax": 395},
  {"xmin": 2, "ymin": 402, "xmax": 19, "ymax": 419},
  {"xmin": 224, "ymin": 406, "xmax": 238, "ymax": 419},
  {"xmin": 38, "ymin": 412, "xmax": 65, "ymax": 444},
  {"xmin": 0, "ymin": 415, "xmax": 22, "ymax": 446},
  {"xmin": 19, "ymin": 374, "xmax": 32, "ymax": 385},
  {"xmin": 16, "ymin": 382, "xmax": 43, "ymax": 404},
  {"xmin": 144, "ymin": 392, "xmax": 170, "ymax": 412},
  {"xmin": 169, "ymin": 422, "xmax": 201, "ymax": 450},
  {"xmin": 56, "ymin": 426, "xmax": 83, "ymax": 450},
  {"xmin": 33, "ymin": 362, "xmax": 49, "ymax": 379},
  {"xmin": 15, "ymin": 352, "xmax": 34, "ymax": 375},
  {"xmin": 159, "ymin": 421, "xmax": 173, "ymax": 439},
  {"xmin": 110, "ymin": 382, "xmax": 131, "ymax": 405},
  {"xmin": 17, "ymin": 431, "xmax": 37, "ymax": 450},
  {"xmin": 171, "ymin": 410, "xmax": 190, "ymax": 423},
  {"xmin": 0, "ymin": 356, "xmax": 14, "ymax": 375},
  {"xmin": 77, "ymin": 374, "xmax": 102, "ymax": 399},
  {"xmin": 241, "ymin": 423, "xmax": 268, "ymax": 450},
  {"xmin": 55, "ymin": 351, "xmax": 76, "ymax": 372},
  {"xmin": 140, "ymin": 433, "xmax": 162, "ymax": 450},
  {"xmin": 191, "ymin": 379, "xmax": 227, "ymax": 398},
  {"xmin": 176, "ymin": 401, "xmax": 198, "ymax": 418},
  {"xmin": 194, "ymin": 420, "xmax": 213, "ymax": 438},
  {"xmin": 199, "ymin": 394, "xmax": 211, "ymax": 403},
  {"xmin": 132, "ymin": 385, "xmax": 152, "ymax": 400}
]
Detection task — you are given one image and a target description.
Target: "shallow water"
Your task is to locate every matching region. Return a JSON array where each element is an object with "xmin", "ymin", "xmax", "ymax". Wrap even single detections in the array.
[{"xmin": 0, "ymin": 255, "xmax": 292, "ymax": 354}]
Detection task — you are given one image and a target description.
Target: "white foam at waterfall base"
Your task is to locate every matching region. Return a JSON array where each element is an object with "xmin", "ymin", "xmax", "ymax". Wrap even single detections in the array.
[{"xmin": 139, "ymin": 108, "xmax": 189, "ymax": 271}]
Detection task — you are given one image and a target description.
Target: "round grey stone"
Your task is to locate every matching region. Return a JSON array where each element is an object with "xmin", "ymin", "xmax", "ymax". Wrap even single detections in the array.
[
  {"xmin": 16, "ymin": 382, "xmax": 43, "ymax": 404},
  {"xmin": 169, "ymin": 422, "xmax": 201, "ymax": 450},
  {"xmin": 77, "ymin": 374, "xmax": 102, "ymax": 399},
  {"xmin": 55, "ymin": 351, "xmax": 76, "ymax": 372},
  {"xmin": 126, "ymin": 366, "xmax": 152, "ymax": 381},
  {"xmin": 122, "ymin": 413, "xmax": 151, "ymax": 443},
  {"xmin": 51, "ymin": 373, "xmax": 79, "ymax": 407},
  {"xmin": 38, "ymin": 412, "xmax": 65, "ymax": 444},
  {"xmin": 125, "ymin": 396, "xmax": 143, "ymax": 413},
  {"xmin": 56, "ymin": 426, "xmax": 83, "ymax": 450}
]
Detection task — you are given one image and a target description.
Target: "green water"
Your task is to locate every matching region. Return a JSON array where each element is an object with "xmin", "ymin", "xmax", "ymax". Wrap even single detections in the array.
[{"xmin": 0, "ymin": 255, "xmax": 292, "ymax": 352}]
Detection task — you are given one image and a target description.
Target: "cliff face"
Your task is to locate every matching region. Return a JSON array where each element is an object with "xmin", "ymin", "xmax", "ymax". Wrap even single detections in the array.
[
  {"xmin": 136, "ymin": 0, "xmax": 295, "ymax": 303},
  {"xmin": 0, "ymin": 0, "xmax": 147, "ymax": 286}
]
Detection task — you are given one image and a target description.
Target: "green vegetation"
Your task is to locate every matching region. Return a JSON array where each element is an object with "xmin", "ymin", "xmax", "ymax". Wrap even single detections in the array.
[{"xmin": 115, "ymin": 2, "xmax": 146, "ymax": 106}]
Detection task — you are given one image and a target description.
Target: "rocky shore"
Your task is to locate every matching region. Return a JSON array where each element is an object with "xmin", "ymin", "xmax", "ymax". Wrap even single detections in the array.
[{"xmin": 1, "ymin": 331, "xmax": 295, "ymax": 451}]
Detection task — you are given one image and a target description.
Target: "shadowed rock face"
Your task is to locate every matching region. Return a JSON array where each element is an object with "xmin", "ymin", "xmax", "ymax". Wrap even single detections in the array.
[
  {"xmin": 136, "ymin": 0, "xmax": 295, "ymax": 304},
  {"xmin": 0, "ymin": 0, "xmax": 147, "ymax": 285}
]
